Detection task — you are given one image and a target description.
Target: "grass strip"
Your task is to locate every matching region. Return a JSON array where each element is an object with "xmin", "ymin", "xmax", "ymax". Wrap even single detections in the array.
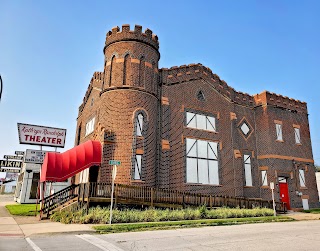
[
  {"xmin": 5, "ymin": 204, "xmax": 39, "ymax": 216},
  {"xmin": 303, "ymin": 208, "xmax": 320, "ymax": 214},
  {"xmin": 93, "ymin": 216, "xmax": 294, "ymax": 234}
]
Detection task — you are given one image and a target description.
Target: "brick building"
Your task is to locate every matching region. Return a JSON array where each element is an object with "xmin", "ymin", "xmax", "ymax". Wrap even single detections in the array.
[{"xmin": 74, "ymin": 24, "xmax": 319, "ymax": 209}]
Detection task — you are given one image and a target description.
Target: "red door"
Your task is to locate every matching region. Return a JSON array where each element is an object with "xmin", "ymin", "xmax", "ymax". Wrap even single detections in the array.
[{"xmin": 279, "ymin": 183, "xmax": 290, "ymax": 210}]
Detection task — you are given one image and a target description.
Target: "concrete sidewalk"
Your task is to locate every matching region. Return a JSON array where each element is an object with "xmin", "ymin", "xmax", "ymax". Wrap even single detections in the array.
[{"xmin": 0, "ymin": 194, "xmax": 94, "ymax": 237}]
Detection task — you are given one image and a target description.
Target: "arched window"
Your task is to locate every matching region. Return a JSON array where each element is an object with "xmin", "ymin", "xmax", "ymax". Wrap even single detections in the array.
[
  {"xmin": 139, "ymin": 56, "xmax": 145, "ymax": 88},
  {"xmin": 109, "ymin": 56, "xmax": 116, "ymax": 86},
  {"xmin": 136, "ymin": 113, "xmax": 144, "ymax": 136},
  {"xmin": 123, "ymin": 54, "xmax": 131, "ymax": 85}
]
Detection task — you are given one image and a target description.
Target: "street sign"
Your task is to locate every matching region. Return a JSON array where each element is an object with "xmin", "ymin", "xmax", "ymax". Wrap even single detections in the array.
[
  {"xmin": 4, "ymin": 155, "xmax": 24, "ymax": 160},
  {"xmin": 0, "ymin": 168, "xmax": 20, "ymax": 173},
  {"xmin": 0, "ymin": 160, "xmax": 22, "ymax": 168},
  {"xmin": 109, "ymin": 160, "xmax": 121, "ymax": 165},
  {"xmin": 15, "ymin": 151, "xmax": 25, "ymax": 156}
]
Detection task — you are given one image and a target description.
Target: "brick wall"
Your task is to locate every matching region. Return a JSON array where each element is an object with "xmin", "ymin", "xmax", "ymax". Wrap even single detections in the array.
[{"xmin": 74, "ymin": 24, "xmax": 319, "ymax": 209}]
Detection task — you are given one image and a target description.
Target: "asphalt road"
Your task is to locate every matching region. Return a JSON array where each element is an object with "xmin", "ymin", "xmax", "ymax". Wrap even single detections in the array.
[{"xmin": 1, "ymin": 220, "xmax": 320, "ymax": 251}]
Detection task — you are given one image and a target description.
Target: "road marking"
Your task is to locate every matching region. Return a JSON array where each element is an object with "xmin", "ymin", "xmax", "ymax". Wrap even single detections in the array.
[
  {"xmin": 76, "ymin": 234, "xmax": 124, "ymax": 251},
  {"xmin": 26, "ymin": 237, "xmax": 42, "ymax": 251}
]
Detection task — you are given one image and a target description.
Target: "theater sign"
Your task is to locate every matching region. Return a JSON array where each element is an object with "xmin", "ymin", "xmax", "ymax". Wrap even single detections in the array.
[{"xmin": 17, "ymin": 123, "xmax": 66, "ymax": 148}]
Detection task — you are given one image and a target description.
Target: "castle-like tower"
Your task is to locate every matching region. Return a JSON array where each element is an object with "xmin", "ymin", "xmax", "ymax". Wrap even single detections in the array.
[
  {"xmin": 76, "ymin": 25, "xmax": 161, "ymax": 186},
  {"xmin": 75, "ymin": 24, "xmax": 319, "ymax": 209}
]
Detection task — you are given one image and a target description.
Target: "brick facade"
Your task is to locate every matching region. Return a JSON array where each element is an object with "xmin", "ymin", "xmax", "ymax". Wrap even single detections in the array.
[{"xmin": 74, "ymin": 24, "xmax": 319, "ymax": 209}]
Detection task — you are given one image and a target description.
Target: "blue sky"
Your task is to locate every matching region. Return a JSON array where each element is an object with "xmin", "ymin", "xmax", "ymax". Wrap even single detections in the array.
[{"xmin": 1, "ymin": 0, "xmax": 319, "ymax": 164}]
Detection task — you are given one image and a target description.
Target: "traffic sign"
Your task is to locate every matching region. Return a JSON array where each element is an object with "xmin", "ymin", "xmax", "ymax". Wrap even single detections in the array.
[{"xmin": 109, "ymin": 160, "xmax": 121, "ymax": 165}]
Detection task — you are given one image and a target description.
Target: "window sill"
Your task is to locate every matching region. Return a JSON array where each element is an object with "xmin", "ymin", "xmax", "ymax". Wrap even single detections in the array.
[
  {"xmin": 261, "ymin": 186, "xmax": 269, "ymax": 189},
  {"xmin": 295, "ymin": 143, "xmax": 302, "ymax": 146},
  {"xmin": 276, "ymin": 140, "xmax": 284, "ymax": 143},
  {"xmin": 185, "ymin": 127, "xmax": 218, "ymax": 134},
  {"xmin": 185, "ymin": 183, "xmax": 222, "ymax": 187},
  {"xmin": 136, "ymin": 136, "xmax": 144, "ymax": 139},
  {"xmin": 131, "ymin": 180, "xmax": 145, "ymax": 183},
  {"xmin": 300, "ymin": 186, "xmax": 308, "ymax": 190},
  {"xmin": 243, "ymin": 186, "xmax": 254, "ymax": 188}
]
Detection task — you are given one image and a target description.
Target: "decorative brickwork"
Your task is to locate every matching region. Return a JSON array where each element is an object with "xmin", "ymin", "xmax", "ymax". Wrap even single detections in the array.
[{"xmin": 74, "ymin": 24, "xmax": 319, "ymax": 209}]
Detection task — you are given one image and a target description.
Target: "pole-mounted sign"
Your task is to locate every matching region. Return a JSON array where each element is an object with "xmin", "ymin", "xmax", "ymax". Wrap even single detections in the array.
[{"xmin": 109, "ymin": 160, "xmax": 121, "ymax": 225}]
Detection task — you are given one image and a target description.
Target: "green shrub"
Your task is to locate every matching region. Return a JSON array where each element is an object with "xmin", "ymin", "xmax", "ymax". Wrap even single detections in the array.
[{"xmin": 50, "ymin": 206, "xmax": 274, "ymax": 224}]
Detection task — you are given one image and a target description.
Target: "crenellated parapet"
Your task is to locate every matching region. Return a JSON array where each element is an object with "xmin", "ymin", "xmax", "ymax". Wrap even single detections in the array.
[
  {"xmin": 104, "ymin": 24, "xmax": 159, "ymax": 52},
  {"xmin": 254, "ymin": 91, "xmax": 307, "ymax": 112},
  {"xmin": 160, "ymin": 64, "xmax": 255, "ymax": 107},
  {"xmin": 78, "ymin": 71, "xmax": 103, "ymax": 113}
]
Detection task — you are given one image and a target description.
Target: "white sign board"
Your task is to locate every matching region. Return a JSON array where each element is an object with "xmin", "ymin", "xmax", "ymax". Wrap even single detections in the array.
[
  {"xmin": 17, "ymin": 123, "xmax": 66, "ymax": 148},
  {"xmin": 24, "ymin": 149, "xmax": 48, "ymax": 164}
]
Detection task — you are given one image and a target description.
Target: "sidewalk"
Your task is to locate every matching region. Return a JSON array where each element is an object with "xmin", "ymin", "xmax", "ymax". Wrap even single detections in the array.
[{"xmin": 0, "ymin": 194, "xmax": 94, "ymax": 237}]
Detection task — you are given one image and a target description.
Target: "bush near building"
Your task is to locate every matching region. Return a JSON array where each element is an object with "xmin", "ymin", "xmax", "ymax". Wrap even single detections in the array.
[{"xmin": 50, "ymin": 206, "xmax": 275, "ymax": 224}]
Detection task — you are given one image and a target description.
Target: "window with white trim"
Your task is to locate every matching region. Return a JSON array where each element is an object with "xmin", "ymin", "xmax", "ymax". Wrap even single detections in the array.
[
  {"xmin": 261, "ymin": 170, "xmax": 268, "ymax": 186},
  {"xmin": 276, "ymin": 124, "xmax": 283, "ymax": 141},
  {"xmin": 244, "ymin": 154, "xmax": 253, "ymax": 186},
  {"xmin": 299, "ymin": 169, "xmax": 306, "ymax": 187},
  {"xmin": 294, "ymin": 127, "xmax": 301, "ymax": 144},
  {"xmin": 186, "ymin": 112, "xmax": 216, "ymax": 132},
  {"xmin": 186, "ymin": 138, "xmax": 219, "ymax": 185},
  {"xmin": 134, "ymin": 154, "xmax": 142, "ymax": 180},
  {"xmin": 136, "ymin": 113, "xmax": 144, "ymax": 136},
  {"xmin": 85, "ymin": 117, "xmax": 95, "ymax": 136}
]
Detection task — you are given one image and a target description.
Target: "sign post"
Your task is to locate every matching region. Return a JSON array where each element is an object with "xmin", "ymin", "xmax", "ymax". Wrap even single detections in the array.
[
  {"xmin": 109, "ymin": 160, "xmax": 121, "ymax": 224},
  {"xmin": 270, "ymin": 182, "xmax": 276, "ymax": 217}
]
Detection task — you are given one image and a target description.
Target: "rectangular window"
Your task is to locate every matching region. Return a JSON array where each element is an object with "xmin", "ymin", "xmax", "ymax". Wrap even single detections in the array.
[
  {"xmin": 134, "ymin": 155, "xmax": 142, "ymax": 180},
  {"xmin": 186, "ymin": 112, "xmax": 216, "ymax": 132},
  {"xmin": 276, "ymin": 124, "xmax": 283, "ymax": 141},
  {"xmin": 186, "ymin": 138, "xmax": 219, "ymax": 185},
  {"xmin": 294, "ymin": 128, "xmax": 301, "ymax": 144},
  {"xmin": 299, "ymin": 169, "xmax": 306, "ymax": 187},
  {"xmin": 261, "ymin": 170, "xmax": 268, "ymax": 186},
  {"xmin": 244, "ymin": 154, "xmax": 253, "ymax": 186},
  {"xmin": 85, "ymin": 117, "xmax": 95, "ymax": 136}
]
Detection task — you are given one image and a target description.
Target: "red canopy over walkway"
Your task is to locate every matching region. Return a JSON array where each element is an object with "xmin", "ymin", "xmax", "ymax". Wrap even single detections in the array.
[{"xmin": 40, "ymin": 140, "xmax": 102, "ymax": 182}]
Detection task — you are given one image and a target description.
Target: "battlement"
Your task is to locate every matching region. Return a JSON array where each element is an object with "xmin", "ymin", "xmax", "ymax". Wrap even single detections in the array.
[
  {"xmin": 254, "ymin": 91, "xmax": 307, "ymax": 112},
  {"xmin": 160, "ymin": 64, "xmax": 255, "ymax": 107},
  {"xmin": 105, "ymin": 24, "xmax": 159, "ymax": 51},
  {"xmin": 79, "ymin": 71, "xmax": 103, "ymax": 113}
]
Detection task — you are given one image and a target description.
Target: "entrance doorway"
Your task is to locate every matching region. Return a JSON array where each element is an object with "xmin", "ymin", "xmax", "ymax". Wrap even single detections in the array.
[
  {"xmin": 89, "ymin": 166, "xmax": 99, "ymax": 182},
  {"xmin": 278, "ymin": 177, "xmax": 291, "ymax": 210}
]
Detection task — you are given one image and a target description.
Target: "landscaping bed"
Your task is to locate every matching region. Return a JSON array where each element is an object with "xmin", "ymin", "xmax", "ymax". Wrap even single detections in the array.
[{"xmin": 50, "ymin": 206, "xmax": 277, "ymax": 224}]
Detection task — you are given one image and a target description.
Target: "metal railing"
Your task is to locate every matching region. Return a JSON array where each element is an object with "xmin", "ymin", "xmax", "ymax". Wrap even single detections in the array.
[{"xmin": 40, "ymin": 184, "xmax": 79, "ymax": 218}]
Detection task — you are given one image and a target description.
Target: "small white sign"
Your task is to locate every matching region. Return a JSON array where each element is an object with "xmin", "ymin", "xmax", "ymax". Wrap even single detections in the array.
[
  {"xmin": 270, "ymin": 182, "xmax": 274, "ymax": 190},
  {"xmin": 24, "ymin": 149, "xmax": 49, "ymax": 164}
]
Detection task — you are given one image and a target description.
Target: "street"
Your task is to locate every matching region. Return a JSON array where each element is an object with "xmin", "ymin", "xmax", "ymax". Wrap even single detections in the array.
[{"xmin": 1, "ymin": 220, "xmax": 320, "ymax": 251}]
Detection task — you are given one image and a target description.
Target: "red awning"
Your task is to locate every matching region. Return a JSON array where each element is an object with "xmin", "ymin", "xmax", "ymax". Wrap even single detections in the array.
[{"xmin": 40, "ymin": 140, "xmax": 102, "ymax": 182}]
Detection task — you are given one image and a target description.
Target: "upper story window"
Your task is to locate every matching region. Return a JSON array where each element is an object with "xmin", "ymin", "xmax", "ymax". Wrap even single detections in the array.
[
  {"xmin": 85, "ymin": 117, "xmax": 95, "ymax": 136},
  {"xmin": 294, "ymin": 127, "xmax": 301, "ymax": 144},
  {"xmin": 186, "ymin": 111, "xmax": 216, "ymax": 132},
  {"xmin": 136, "ymin": 113, "xmax": 144, "ymax": 136},
  {"xmin": 197, "ymin": 90, "xmax": 205, "ymax": 101},
  {"xmin": 186, "ymin": 138, "xmax": 219, "ymax": 185},
  {"xmin": 243, "ymin": 154, "xmax": 253, "ymax": 186},
  {"xmin": 275, "ymin": 123, "xmax": 283, "ymax": 141}
]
